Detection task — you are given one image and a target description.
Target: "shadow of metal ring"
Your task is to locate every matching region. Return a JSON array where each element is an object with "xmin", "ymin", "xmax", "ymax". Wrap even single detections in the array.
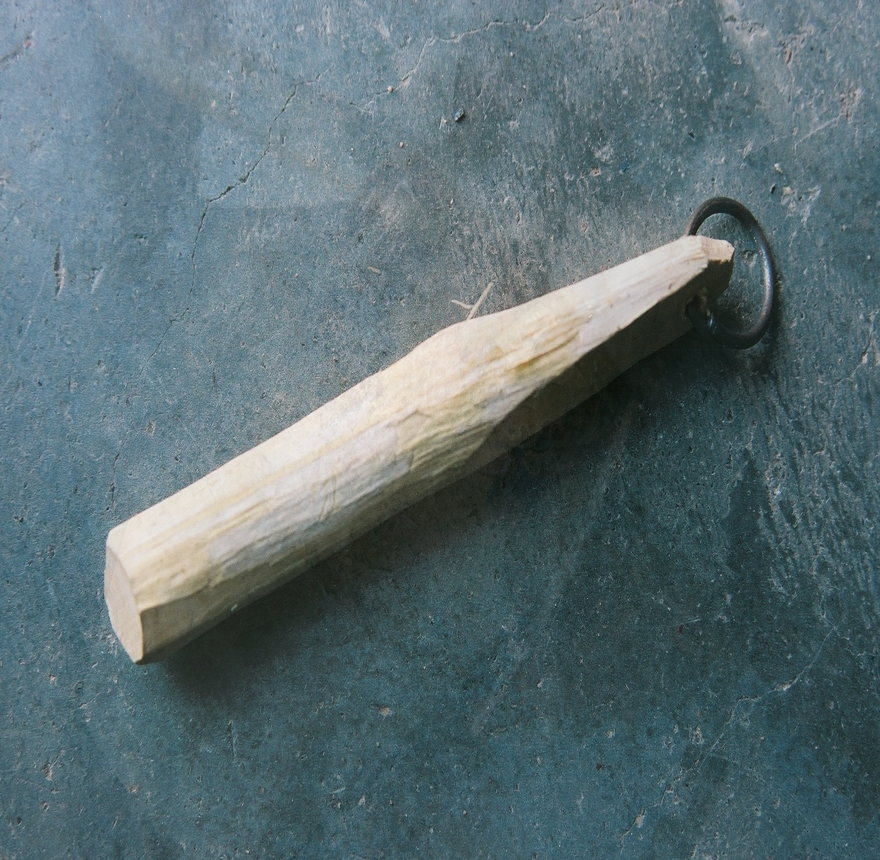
[{"xmin": 685, "ymin": 196, "xmax": 776, "ymax": 349}]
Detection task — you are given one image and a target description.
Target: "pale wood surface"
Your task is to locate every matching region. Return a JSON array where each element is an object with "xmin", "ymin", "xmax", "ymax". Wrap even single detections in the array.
[{"xmin": 106, "ymin": 235, "xmax": 733, "ymax": 662}]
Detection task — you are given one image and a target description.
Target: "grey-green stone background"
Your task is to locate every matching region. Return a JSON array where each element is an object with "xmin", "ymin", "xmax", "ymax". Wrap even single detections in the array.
[{"xmin": 2, "ymin": 1, "xmax": 878, "ymax": 856}]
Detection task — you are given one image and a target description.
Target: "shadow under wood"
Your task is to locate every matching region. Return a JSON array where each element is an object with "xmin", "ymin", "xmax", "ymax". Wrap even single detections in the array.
[
  {"xmin": 159, "ymin": 288, "xmax": 763, "ymax": 694},
  {"xmin": 158, "ymin": 370, "xmax": 645, "ymax": 693}
]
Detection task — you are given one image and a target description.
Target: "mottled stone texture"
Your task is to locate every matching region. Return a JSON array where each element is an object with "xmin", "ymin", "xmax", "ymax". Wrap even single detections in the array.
[{"xmin": 1, "ymin": 1, "xmax": 878, "ymax": 857}]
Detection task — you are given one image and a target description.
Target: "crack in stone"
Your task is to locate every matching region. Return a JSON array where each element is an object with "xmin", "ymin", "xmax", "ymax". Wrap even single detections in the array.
[
  {"xmin": 645, "ymin": 627, "xmax": 835, "ymax": 824},
  {"xmin": 359, "ymin": 6, "xmax": 607, "ymax": 111},
  {"xmin": 135, "ymin": 319, "xmax": 174, "ymax": 384},
  {"xmin": 397, "ymin": 5, "xmax": 608, "ymax": 84},
  {"xmin": 189, "ymin": 70, "xmax": 325, "ymax": 302},
  {"xmin": 125, "ymin": 70, "xmax": 326, "ymax": 446},
  {"xmin": 709, "ymin": 628, "xmax": 832, "ymax": 750},
  {"xmin": 396, "ymin": 19, "xmax": 526, "ymax": 89}
]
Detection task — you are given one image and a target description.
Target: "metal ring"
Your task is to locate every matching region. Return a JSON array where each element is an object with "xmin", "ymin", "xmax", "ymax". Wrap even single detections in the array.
[{"xmin": 685, "ymin": 196, "xmax": 775, "ymax": 349}]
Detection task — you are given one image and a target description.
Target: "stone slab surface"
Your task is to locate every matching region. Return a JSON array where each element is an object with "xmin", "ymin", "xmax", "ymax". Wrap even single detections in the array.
[{"xmin": 1, "ymin": 1, "xmax": 878, "ymax": 856}]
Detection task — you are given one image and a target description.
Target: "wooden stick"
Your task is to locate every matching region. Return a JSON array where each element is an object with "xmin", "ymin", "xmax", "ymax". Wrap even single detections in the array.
[{"xmin": 106, "ymin": 235, "xmax": 733, "ymax": 662}]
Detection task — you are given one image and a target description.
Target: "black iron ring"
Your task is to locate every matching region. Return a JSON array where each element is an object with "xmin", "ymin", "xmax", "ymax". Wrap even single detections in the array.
[{"xmin": 685, "ymin": 196, "xmax": 775, "ymax": 349}]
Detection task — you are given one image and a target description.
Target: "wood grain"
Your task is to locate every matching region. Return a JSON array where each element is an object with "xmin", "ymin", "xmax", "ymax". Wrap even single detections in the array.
[{"xmin": 106, "ymin": 234, "xmax": 733, "ymax": 662}]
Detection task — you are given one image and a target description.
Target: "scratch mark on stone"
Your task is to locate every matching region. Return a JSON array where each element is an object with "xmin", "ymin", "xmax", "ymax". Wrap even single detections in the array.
[
  {"xmin": 796, "ymin": 116, "xmax": 842, "ymax": 149},
  {"xmin": 53, "ymin": 244, "xmax": 66, "ymax": 296},
  {"xmin": 0, "ymin": 32, "xmax": 33, "ymax": 70},
  {"xmin": 227, "ymin": 720, "xmax": 238, "ymax": 759},
  {"xmin": 0, "ymin": 202, "xmax": 24, "ymax": 234},
  {"xmin": 89, "ymin": 265, "xmax": 105, "ymax": 294},
  {"xmin": 40, "ymin": 750, "xmax": 63, "ymax": 781},
  {"xmin": 109, "ymin": 452, "xmax": 119, "ymax": 511},
  {"xmin": 860, "ymin": 310, "xmax": 879, "ymax": 367},
  {"xmin": 781, "ymin": 185, "xmax": 821, "ymax": 227},
  {"xmin": 619, "ymin": 807, "xmax": 646, "ymax": 845}
]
